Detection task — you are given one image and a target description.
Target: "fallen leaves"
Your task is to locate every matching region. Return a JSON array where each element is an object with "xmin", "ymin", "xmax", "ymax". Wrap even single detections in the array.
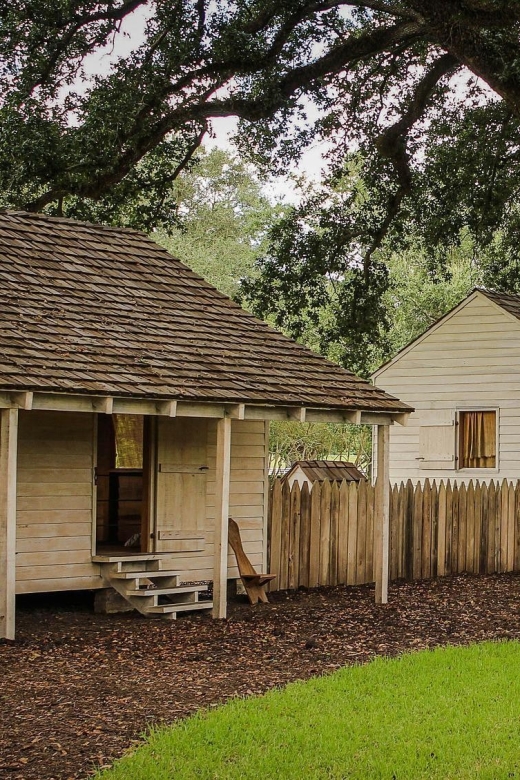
[{"xmin": 2, "ymin": 573, "xmax": 520, "ymax": 779}]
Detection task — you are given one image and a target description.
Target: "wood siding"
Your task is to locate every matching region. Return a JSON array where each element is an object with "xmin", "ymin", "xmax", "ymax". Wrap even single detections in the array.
[
  {"xmin": 155, "ymin": 417, "xmax": 268, "ymax": 581},
  {"xmin": 16, "ymin": 411, "xmax": 101, "ymax": 593},
  {"xmin": 374, "ymin": 293, "xmax": 520, "ymax": 484}
]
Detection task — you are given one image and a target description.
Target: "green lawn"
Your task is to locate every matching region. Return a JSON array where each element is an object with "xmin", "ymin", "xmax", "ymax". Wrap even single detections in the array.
[{"xmin": 96, "ymin": 641, "xmax": 520, "ymax": 780}]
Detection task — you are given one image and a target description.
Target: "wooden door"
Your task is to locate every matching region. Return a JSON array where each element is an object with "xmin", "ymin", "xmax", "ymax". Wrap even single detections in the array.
[{"xmin": 155, "ymin": 418, "xmax": 208, "ymax": 553}]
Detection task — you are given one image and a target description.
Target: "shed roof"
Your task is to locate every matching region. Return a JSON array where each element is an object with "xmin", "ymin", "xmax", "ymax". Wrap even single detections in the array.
[
  {"xmin": 286, "ymin": 460, "xmax": 366, "ymax": 482},
  {"xmin": 0, "ymin": 210, "xmax": 409, "ymax": 413}
]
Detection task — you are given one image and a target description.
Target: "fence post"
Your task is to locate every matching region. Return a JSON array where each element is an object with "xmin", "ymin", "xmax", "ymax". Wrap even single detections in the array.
[
  {"xmin": 268, "ymin": 479, "xmax": 282, "ymax": 592},
  {"xmin": 375, "ymin": 424, "xmax": 390, "ymax": 604}
]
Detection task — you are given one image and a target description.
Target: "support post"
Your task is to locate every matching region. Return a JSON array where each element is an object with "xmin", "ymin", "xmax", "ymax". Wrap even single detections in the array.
[
  {"xmin": 375, "ymin": 424, "xmax": 390, "ymax": 604},
  {"xmin": 0, "ymin": 408, "xmax": 18, "ymax": 639},
  {"xmin": 212, "ymin": 416, "xmax": 232, "ymax": 618}
]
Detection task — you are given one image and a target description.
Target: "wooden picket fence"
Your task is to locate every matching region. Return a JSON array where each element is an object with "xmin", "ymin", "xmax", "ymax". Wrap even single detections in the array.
[{"xmin": 267, "ymin": 478, "xmax": 520, "ymax": 591}]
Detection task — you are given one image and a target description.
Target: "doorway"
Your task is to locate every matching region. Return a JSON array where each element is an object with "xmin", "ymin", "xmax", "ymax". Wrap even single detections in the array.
[{"xmin": 95, "ymin": 414, "xmax": 151, "ymax": 554}]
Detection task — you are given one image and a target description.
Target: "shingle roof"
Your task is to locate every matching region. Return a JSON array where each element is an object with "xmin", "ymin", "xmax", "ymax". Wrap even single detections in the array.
[
  {"xmin": 479, "ymin": 288, "xmax": 520, "ymax": 320},
  {"xmin": 287, "ymin": 460, "xmax": 366, "ymax": 482},
  {"xmin": 0, "ymin": 210, "xmax": 409, "ymax": 412}
]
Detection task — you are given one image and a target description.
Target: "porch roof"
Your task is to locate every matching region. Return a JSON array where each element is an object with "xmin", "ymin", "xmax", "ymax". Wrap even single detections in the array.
[{"xmin": 0, "ymin": 211, "xmax": 409, "ymax": 417}]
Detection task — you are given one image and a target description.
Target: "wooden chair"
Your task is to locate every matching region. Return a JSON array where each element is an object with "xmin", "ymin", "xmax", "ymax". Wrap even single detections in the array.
[{"xmin": 228, "ymin": 518, "xmax": 276, "ymax": 605}]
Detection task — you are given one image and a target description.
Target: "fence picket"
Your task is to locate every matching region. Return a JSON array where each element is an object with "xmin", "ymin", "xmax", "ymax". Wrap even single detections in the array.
[
  {"xmin": 413, "ymin": 481, "xmax": 423, "ymax": 579},
  {"xmin": 299, "ymin": 482, "xmax": 311, "ymax": 589},
  {"xmin": 515, "ymin": 482, "xmax": 520, "ymax": 573},
  {"xmin": 422, "ymin": 479, "xmax": 432, "ymax": 579},
  {"xmin": 268, "ymin": 479, "xmax": 282, "ymax": 592},
  {"xmin": 319, "ymin": 480, "xmax": 331, "ymax": 586},
  {"xmin": 268, "ymin": 477, "xmax": 520, "ymax": 593},
  {"xmin": 288, "ymin": 481, "xmax": 301, "ymax": 590},
  {"xmin": 508, "ymin": 481, "xmax": 515, "ymax": 573},
  {"xmin": 487, "ymin": 480, "xmax": 496, "ymax": 573},
  {"xmin": 329, "ymin": 482, "xmax": 340, "ymax": 586},
  {"xmin": 308, "ymin": 483, "xmax": 321, "ymax": 587},
  {"xmin": 404, "ymin": 480, "xmax": 414, "ymax": 580},
  {"xmin": 458, "ymin": 483, "xmax": 467, "ymax": 573},
  {"xmin": 356, "ymin": 479, "xmax": 367, "ymax": 585},
  {"xmin": 278, "ymin": 480, "xmax": 291, "ymax": 589},
  {"xmin": 451, "ymin": 482, "xmax": 460, "ymax": 573},
  {"xmin": 438, "ymin": 481, "xmax": 447, "ymax": 577},
  {"xmin": 466, "ymin": 481, "xmax": 475, "ymax": 574}
]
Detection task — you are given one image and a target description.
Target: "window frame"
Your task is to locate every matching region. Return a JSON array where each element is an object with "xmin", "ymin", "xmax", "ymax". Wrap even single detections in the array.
[{"xmin": 455, "ymin": 406, "xmax": 499, "ymax": 474}]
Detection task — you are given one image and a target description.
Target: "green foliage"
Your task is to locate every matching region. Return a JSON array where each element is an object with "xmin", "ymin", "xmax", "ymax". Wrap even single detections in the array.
[
  {"xmin": 154, "ymin": 148, "xmax": 280, "ymax": 298},
  {"xmin": 382, "ymin": 236, "xmax": 482, "ymax": 357},
  {"xmin": 2, "ymin": 1, "xmax": 520, "ymax": 263},
  {"xmin": 269, "ymin": 421, "xmax": 371, "ymax": 476},
  {"xmin": 95, "ymin": 641, "xmax": 520, "ymax": 780},
  {"xmin": 241, "ymin": 168, "xmax": 391, "ymax": 377}
]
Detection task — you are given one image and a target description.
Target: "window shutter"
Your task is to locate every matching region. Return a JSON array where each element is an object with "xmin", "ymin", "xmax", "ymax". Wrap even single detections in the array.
[{"xmin": 418, "ymin": 411, "xmax": 456, "ymax": 470}]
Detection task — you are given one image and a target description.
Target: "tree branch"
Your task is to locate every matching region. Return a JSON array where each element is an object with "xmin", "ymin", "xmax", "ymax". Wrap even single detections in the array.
[
  {"xmin": 24, "ymin": 0, "xmax": 147, "ymax": 93},
  {"xmin": 363, "ymin": 52, "xmax": 459, "ymax": 269},
  {"xmin": 25, "ymin": 19, "xmax": 425, "ymax": 211}
]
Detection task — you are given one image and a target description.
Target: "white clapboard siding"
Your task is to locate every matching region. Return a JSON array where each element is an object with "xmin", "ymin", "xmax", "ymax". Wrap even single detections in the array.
[
  {"xmin": 374, "ymin": 292, "xmax": 520, "ymax": 484},
  {"xmin": 155, "ymin": 417, "xmax": 268, "ymax": 580},
  {"xmin": 15, "ymin": 411, "xmax": 102, "ymax": 593}
]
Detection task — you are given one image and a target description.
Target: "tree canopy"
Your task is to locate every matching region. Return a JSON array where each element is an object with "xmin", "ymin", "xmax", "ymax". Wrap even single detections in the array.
[
  {"xmin": 155, "ymin": 147, "xmax": 280, "ymax": 298},
  {"xmin": 2, "ymin": 1, "xmax": 520, "ymax": 248}
]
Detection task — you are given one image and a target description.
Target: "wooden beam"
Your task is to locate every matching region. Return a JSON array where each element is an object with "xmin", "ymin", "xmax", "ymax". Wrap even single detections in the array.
[
  {"xmin": 0, "ymin": 408, "xmax": 18, "ymax": 639},
  {"xmin": 227, "ymin": 403, "xmax": 245, "ymax": 419},
  {"xmin": 12, "ymin": 391, "xmax": 33, "ymax": 410},
  {"xmin": 212, "ymin": 416, "xmax": 232, "ymax": 619},
  {"xmin": 393, "ymin": 412, "xmax": 409, "ymax": 426},
  {"xmin": 374, "ymin": 424, "xmax": 390, "ymax": 605},
  {"xmin": 244, "ymin": 405, "xmax": 290, "ymax": 421},
  {"xmin": 92, "ymin": 396, "xmax": 113, "ymax": 414},
  {"xmin": 177, "ymin": 402, "xmax": 226, "ymax": 418},
  {"xmin": 156, "ymin": 400, "xmax": 177, "ymax": 417},
  {"xmin": 305, "ymin": 409, "xmax": 360, "ymax": 424},
  {"xmin": 360, "ymin": 413, "xmax": 395, "ymax": 426},
  {"xmin": 288, "ymin": 407, "xmax": 306, "ymax": 422}
]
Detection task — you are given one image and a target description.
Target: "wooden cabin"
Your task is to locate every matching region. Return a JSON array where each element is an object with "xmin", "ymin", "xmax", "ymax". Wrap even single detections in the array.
[
  {"xmin": 372, "ymin": 288, "xmax": 520, "ymax": 485},
  {"xmin": 0, "ymin": 211, "xmax": 410, "ymax": 638},
  {"xmin": 283, "ymin": 460, "xmax": 365, "ymax": 489}
]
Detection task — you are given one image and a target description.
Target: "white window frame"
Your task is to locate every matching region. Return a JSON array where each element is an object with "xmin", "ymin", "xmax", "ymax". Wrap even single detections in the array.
[{"xmin": 455, "ymin": 406, "xmax": 499, "ymax": 474}]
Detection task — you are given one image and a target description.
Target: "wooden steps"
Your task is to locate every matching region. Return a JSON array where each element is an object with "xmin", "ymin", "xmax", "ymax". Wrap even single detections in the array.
[{"xmin": 98, "ymin": 554, "xmax": 212, "ymax": 619}]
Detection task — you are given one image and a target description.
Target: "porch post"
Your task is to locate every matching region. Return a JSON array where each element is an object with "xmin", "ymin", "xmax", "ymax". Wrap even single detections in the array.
[
  {"xmin": 0, "ymin": 408, "xmax": 18, "ymax": 639},
  {"xmin": 375, "ymin": 423, "xmax": 390, "ymax": 604},
  {"xmin": 212, "ymin": 416, "xmax": 231, "ymax": 619}
]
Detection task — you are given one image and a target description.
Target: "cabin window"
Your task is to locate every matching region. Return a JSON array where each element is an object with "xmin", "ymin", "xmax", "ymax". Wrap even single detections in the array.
[{"xmin": 458, "ymin": 410, "xmax": 497, "ymax": 469}]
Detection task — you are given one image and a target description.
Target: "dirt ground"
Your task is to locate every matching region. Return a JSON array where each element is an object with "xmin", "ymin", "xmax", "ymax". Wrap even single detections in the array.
[{"xmin": 2, "ymin": 574, "xmax": 520, "ymax": 780}]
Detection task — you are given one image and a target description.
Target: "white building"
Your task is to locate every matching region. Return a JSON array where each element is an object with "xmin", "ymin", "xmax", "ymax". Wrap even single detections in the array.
[{"xmin": 372, "ymin": 288, "xmax": 520, "ymax": 484}]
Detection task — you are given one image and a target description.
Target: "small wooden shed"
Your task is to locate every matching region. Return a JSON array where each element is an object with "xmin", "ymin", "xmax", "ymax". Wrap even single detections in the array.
[
  {"xmin": 284, "ymin": 460, "xmax": 366, "ymax": 489},
  {"xmin": 0, "ymin": 211, "xmax": 410, "ymax": 638}
]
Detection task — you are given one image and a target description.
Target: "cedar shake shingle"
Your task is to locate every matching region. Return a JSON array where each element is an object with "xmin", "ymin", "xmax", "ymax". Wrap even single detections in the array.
[{"xmin": 0, "ymin": 210, "xmax": 409, "ymax": 413}]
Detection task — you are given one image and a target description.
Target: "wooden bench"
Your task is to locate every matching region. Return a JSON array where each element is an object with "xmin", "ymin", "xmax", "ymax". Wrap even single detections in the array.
[{"xmin": 228, "ymin": 518, "xmax": 276, "ymax": 605}]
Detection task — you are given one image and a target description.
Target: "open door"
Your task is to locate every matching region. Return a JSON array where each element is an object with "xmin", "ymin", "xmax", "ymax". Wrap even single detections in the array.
[
  {"xmin": 155, "ymin": 418, "xmax": 208, "ymax": 553},
  {"xmin": 95, "ymin": 415, "xmax": 151, "ymax": 554}
]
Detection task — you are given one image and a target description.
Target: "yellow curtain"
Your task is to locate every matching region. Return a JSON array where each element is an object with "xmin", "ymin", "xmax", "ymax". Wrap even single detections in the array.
[
  {"xmin": 460, "ymin": 411, "xmax": 496, "ymax": 469},
  {"xmin": 113, "ymin": 414, "xmax": 144, "ymax": 469}
]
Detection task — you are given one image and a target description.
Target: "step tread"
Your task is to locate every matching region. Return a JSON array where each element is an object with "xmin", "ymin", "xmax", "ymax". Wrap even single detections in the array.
[
  {"xmin": 109, "ymin": 569, "xmax": 181, "ymax": 580},
  {"xmin": 93, "ymin": 554, "xmax": 172, "ymax": 563},
  {"xmin": 130, "ymin": 585, "xmax": 208, "ymax": 597},
  {"xmin": 147, "ymin": 602, "xmax": 213, "ymax": 614}
]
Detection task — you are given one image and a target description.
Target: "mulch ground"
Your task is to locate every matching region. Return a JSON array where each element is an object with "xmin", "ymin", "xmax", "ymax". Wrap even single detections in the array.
[{"xmin": 2, "ymin": 574, "xmax": 520, "ymax": 780}]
